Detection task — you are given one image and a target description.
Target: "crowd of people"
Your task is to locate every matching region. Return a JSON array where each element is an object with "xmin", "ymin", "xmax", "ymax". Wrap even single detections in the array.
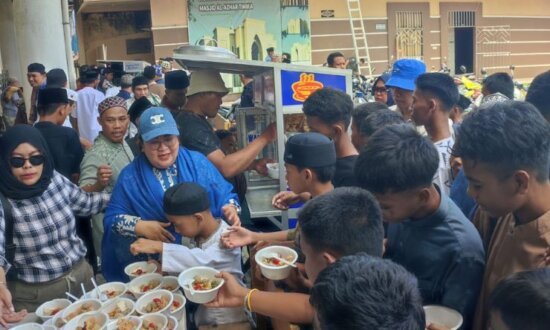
[{"xmin": 0, "ymin": 51, "xmax": 549, "ymax": 330}]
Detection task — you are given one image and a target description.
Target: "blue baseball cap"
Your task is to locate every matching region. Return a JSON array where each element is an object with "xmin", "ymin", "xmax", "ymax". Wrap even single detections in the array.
[
  {"xmin": 139, "ymin": 107, "xmax": 179, "ymax": 142},
  {"xmin": 385, "ymin": 59, "xmax": 426, "ymax": 91}
]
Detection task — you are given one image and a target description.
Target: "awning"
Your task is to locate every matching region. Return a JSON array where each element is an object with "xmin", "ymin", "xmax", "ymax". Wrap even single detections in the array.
[{"xmin": 78, "ymin": 0, "xmax": 150, "ymax": 14}]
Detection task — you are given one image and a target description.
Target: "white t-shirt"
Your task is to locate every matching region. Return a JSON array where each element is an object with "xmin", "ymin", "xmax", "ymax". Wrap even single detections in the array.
[
  {"xmin": 105, "ymin": 86, "xmax": 121, "ymax": 98},
  {"xmin": 162, "ymin": 220, "xmax": 246, "ymax": 326},
  {"xmin": 73, "ymin": 87, "xmax": 105, "ymax": 143},
  {"xmin": 433, "ymin": 136, "xmax": 454, "ymax": 195}
]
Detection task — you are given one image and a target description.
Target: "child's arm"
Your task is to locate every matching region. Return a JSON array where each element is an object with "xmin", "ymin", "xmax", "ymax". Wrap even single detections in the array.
[
  {"xmin": 206, "ymin": 271, "xmax": 315, "ymax": 324},
  {"xmin": 221, "ymin": 227, "xmax": 289, "ymax": 249},
  {"xmin": 130, "ymin": 238, "xmax": 240, "ymax": 274}
]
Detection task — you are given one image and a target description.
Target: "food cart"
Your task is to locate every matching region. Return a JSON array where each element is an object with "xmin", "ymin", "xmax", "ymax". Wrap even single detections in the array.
[{"xmin": 173, "ymin": 46, "xmax": 352, "ymax": 230}]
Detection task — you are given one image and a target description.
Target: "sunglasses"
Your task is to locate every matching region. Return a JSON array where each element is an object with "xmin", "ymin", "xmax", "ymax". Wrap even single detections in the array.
[{"xmin": 9, "ymin": 155, "xmax": 46, "ymax": 168}]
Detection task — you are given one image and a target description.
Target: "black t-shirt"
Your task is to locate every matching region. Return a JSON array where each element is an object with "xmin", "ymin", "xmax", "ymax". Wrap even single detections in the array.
[
  {"xmin": 35, "ymin": 121, "xmax": 84, "ymax": 179},
  {"xmin": 240, "ymin": 81, "xmax": 254, "ymax": 107},
  {"xmin": 176, "ymin": 111, "xmax": 220, "ymax": 156},
  {"xmin": 333, "ymin": 155, "xmax": 358, "ymax": 187}
]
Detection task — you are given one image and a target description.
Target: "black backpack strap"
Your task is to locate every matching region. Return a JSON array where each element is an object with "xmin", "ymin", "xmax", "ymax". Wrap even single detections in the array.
[{"xmin": 0, "ymin": 191, "xmax": 17, "ymax": 280}]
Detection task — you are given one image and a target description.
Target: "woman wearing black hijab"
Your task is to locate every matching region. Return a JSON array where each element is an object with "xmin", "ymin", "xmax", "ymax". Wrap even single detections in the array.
[{"xmin": 0, "ymin": 125, "xmax": 110, "ymax": 320}]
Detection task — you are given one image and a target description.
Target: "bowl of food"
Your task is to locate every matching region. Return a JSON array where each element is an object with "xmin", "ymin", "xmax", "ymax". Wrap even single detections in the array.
[
  {"xmin": 64, "ymin": 311, "xmax": 109, "ymax": 330},
  {"xmin": 136, "ymin": 290, "xmax": 174, "ymax": 316},
  {"xmin": 160, "ymin": 276, "xmax": 180, "ymax": 293},
  {"xmin": 423, "ymin": 305, "xmax": 463, "ymax": 330},
  {"xmin": 101, "ymin": 297, "xmax": 135, "ymax": 320},
  {"xmin": 124, "ymin": 261, "xmax": 158, "ymax": 279},
  {"xmin": 266, "ymin": 163, "xmax": 279, "ymax": 179},
  {"xmin": 138, "ymin": 313, "xmax": 167, "ymax": 330},
  {"xmin": 9, "ymin": 323, "xmax": 43, "ymax": 330},
  {"xmin": 178, "ymin": 266, "xmax": 224, "ymax": 304},
  {"xmin": 62, "ymin": 299, "xmax": 103, "ymax": 322},
  {"xmin": 255, "ymin": 245, "xmax": 298, "ymax": 280},
  {"xmin": 167, "ymin": 316, "xmax": 179, "ymax": 330},
  {"xmin": 169, "ymin": 293, "xmax": 186, "ymax": 321},
  {"xmin": 106, "ymin": 316, "xmax": 142, "ymax": 330},
  {"xmin": 36, "ymin": 298, "xmax": 71, "ymax": 321},
  {"xmin": 90, "ymin": 282, "xmax": 127, "ymax": 301},
  {"xmin": 128, "ymin": 273, "xmax": 162, "ymax": 299}
]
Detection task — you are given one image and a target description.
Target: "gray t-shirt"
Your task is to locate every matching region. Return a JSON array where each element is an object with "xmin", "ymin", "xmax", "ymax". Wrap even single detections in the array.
[{"xmin": 176, "ymin": 111, "xmax": 220, "ymax": 156}]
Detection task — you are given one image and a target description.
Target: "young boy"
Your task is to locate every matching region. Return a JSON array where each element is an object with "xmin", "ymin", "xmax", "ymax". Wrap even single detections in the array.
[
  {"xmin": 221, "ymin": 132, "xmax": 336, "ymax": 248},
  {"xmin": 130, "ymin": 182, "xmax": 248, "ymax": 328},
  {"xmin": 302, "ymin": 88, "xmax": 358, "ymax": 187},
  {"xmin": 355, "ymin": 123, "xmax": 485, "ymax": 329},
  {"xmin": 488, "ymin": 268, "xmax": 550, "ymax": 330},
  {"xmin": 310, "ymin": 253, "xmax": 425, "ymax": 330},
  {"xmin": 206, "ymin": 187, "xmax": 384, "ymax": 326},
  {"xmin": 34, "ymin": 87, "xmax": 84, "ymax": 182},
  {"xmin": 350, "ymin": 101, "xmax": 389, "ymax": 150},
  {"xmin": 412, "ymin": 73, "xmax": 460, "ymax": 195},
  {"xmin": 357, "ymin": 108, "xmax": 404, "ymax": 148},
  {"xmin": 453, "ymin": 101, "xmax": 550, "ymax": 330}
]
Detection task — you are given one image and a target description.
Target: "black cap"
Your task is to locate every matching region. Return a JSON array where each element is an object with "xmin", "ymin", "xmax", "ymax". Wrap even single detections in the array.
[
  {"xmin": 46, "ymin": 68, "xmax": 68, "ymax": 87},
  {"xmin": 284, "ymin": 132, "xmax": 336, "ymax": 168},
  {"xmin": 457, "ymin": 94, "xmax": 472, "ymax": 110},
  {"xmin": 132, "ymin": 76, "xmax": 149, "ymax": 89},
  {"xmin": 81, "ymin": 69, "xmax": 99, "ymax": 84},
  {"xmin": 164, "ymin": 182, "xmax": 210, "ymax": 216},
  {"xmin": 143, "ymin": 66, "xmax": 156, "ymax": 80},
  {"xmin": 27, "ymin": 63, "xmax": 46, "ymax": 74},
  {"xmin": 38, "ymin": 87, "xmax": 69, "ymax": 106},
  {"xmin": 165, "ymin": 70, "xmax": 190, "ymax": 90},
  {"xmin": 128, "ymin": 96, "xmax": 153, "ymax": 124}
]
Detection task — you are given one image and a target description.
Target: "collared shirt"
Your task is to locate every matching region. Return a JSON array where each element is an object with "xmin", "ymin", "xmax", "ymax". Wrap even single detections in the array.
[
  {"xmin": 79, "ymin": 133, "xmax": 134, "ymax": 193},
  {"xmin": 385, "ymin": 189, "xmax": 485, "ymax": 329},
  {"xmin": 472, "ymin": 209, "xmax": 550, "ymax": 330},
  {"xmin": 0, "ymin": 172, "xmax": 110, "ymax": 283},
  {"xmin": 73, "ymin": 87, "xmax": 105, "ymax": 143}
]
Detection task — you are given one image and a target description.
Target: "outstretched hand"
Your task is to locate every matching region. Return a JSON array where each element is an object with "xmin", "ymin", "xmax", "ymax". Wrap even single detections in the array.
[{"xmin": 205, "ymin": 272, "xmax": 250, "ymax": 309}]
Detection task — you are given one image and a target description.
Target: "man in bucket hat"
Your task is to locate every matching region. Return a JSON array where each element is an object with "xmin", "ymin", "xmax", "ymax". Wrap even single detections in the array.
[
  {"xmin": 385, "ymin": 58, "xmax": 426, "ymax": 121},
  {"xmin": 176, "ymin": 69, "xmax": 276, "ymax": 182}
]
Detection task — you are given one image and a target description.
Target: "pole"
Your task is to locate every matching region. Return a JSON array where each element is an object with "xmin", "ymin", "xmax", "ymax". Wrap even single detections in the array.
[{"xmin": 61, "ymin": 0, "xmax": 76, "ymax": 89}]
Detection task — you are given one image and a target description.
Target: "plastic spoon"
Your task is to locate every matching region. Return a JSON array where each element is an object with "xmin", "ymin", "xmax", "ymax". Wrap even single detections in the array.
[
  {"xmin": 265, "ymin": 252, "xmax": 297, "ymax": 268},
  {"xmin": 91, "ymin": 277, "xmax": 107, "ymax": 302},
  {"xmin": 186, "ymin": 280, "xmax": 196, "ymax": 295},
  {"xmin": 65, "ymin": 292, "xmax": 79, "ymax": 301},
  {"xmin": 80, "ymin": 283, "xmax": 87, "ymax": 299}
]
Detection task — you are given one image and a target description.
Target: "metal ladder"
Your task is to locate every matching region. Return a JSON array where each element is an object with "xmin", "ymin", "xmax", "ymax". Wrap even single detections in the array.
[{"xmin": 346, "ymin": 0, "xmax": 374, "ymax": 76}]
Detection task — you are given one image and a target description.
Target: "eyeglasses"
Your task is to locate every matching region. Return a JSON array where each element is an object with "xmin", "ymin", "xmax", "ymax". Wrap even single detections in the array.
[
  {"xmin": 373, "ymin": 87, "xmax": 388, "ymax": 94},
  {"xmin": 9, "ymin": 155, "xmax": 45, "ymax": 168},
  {"xmin": 146, "ymin": 136, "xmax": 178, "ymax": 150}
]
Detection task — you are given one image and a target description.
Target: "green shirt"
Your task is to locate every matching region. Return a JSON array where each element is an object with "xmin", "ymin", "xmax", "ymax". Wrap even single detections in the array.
[{"xmin": 79, "ymin": 133, "xmax": 134, "ymax": 192}]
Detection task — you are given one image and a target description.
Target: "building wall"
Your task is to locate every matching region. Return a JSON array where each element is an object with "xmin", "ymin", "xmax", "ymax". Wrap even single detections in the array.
[
  {"xmin": 107, "ymin": 0, "xmax": 550, "ymax": 80},
  {"xmin": 79, "ymin": 11, "xmax": 154, "ymax": 65}
]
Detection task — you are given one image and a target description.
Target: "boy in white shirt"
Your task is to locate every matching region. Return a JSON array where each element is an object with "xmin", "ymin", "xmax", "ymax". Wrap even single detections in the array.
[{"xmin": 130, "ymin": 182, "xmax": 248, "ymax": 328}]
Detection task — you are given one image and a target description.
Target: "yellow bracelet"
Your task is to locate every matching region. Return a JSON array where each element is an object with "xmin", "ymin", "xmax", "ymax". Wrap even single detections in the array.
[{"xmin": 246, "ymin": 289, "xmax": 259, "ymax": 312}]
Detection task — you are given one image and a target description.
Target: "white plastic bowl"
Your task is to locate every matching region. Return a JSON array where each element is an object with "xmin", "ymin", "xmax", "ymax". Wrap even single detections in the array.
[
  {"xmin": 101, "ymin": 297, "xmax": 135, "ymax": 320},
  {"xmin": 255, "ymin": 245, "xmax": 298, "ymax": 280},
  {"xmin": 178, "ymin": 266, "xmax": 224, "ymax": 304},
  {"xmin": 169, "ymin": 293, "xmax": 186, "ymax": 321},
  {"xmin": 106, "ymin": 316, "xmax": 142, "ymax": 330},
  {"xmin": 138, "ymin": 313, "xmax": 167, "ymax": 330},
  {"xmin": 42, "ymin": 326, "xmax": 56, "ymax": 330},
  {"xmin": 266, "ymin": 163, "xmax": 279, "ymax": 179},
  {"xmin": 61, "ymin": 298, "xmax": 102, "ymax": 322},
  {"xmin": 128, "ymin": 273, "xmax": 163, "ymax": 299},
  {"xmin": 9, "ymin": 323, "xmax": 43, "ymax": 330},
  {"xmin": 135, "ymin": 289, "xmax": 174, "ymax": 316},
  {"xmin": 167, "ymin": 315, "xmax": 179, "ymax": 330},
  {"xmin": 35, "ymin": 298, "xmax": 71, "ymax": 321},
  {"xmin": 424, "ymin": 305, "xmax": 463, "ymax": 330},
  {"xmin": 124, "ymin": 261, "xmax": 158, "ymax": 279},
  {"xmin": 90, "ymin": 282, "xmax": 127, "ymax": 301},
  {"xmin": 64, "ymin": 311, "xmax": 109, "ymax": 330},
  {"xmin": 160, "ymin": 276, "xmax": 180, "ymax": 293}
]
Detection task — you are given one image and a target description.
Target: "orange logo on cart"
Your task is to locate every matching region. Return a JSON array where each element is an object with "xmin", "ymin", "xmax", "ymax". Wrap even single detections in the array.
[{"xmin": 291, "ymin": 73, "xmax": 324, "ymax": 102}]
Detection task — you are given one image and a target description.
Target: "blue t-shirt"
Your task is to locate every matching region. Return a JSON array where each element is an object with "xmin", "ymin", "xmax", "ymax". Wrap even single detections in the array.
[
  {"xmin": 450, "ymin": 169, "xmax": 477, "ymax": 220},
  {"xmin": 385, "ymin": 190, "xmax": 485, "ymax": 329}
]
